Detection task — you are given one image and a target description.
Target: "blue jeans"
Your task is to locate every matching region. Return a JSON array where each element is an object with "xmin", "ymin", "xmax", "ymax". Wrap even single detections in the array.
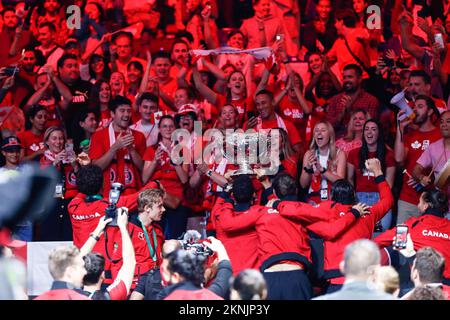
[{"xmin": 357, "ymin": 192, "xmax": 392, "ymax": 231}]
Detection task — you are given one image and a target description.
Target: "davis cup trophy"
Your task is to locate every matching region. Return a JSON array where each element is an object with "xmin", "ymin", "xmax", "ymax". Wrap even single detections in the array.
[{"xmin": 223, "ymin": 130, "xmax": 277, "ymax": 176}]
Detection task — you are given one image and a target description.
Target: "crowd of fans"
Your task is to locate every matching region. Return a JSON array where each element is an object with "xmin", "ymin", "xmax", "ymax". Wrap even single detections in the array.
[{"xmin": 0, "ymin": 0, "xmax": 450, "ymax": 300}]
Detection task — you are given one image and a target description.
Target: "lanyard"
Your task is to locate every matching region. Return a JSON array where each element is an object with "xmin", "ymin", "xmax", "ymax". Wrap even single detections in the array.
[{"xmin": 138, "ymin": 217, "xmax": 158, "ymax": 262}]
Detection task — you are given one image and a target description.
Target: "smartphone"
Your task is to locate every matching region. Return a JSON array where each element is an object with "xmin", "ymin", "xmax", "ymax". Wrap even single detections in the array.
[
  {"xmin": 3, "ymin": 66, "xmax": 19, "ymax": 77},
  {"xmin": 394, "ymin": 224, "xmax": 409, "ymax": 249},
  {"xmin": 434, "ymin": 33, "xmax": 445, "ymax": 50},
  {"xmin": 247, "ymin": 111, "xmax": 255, "ymax": 119}
]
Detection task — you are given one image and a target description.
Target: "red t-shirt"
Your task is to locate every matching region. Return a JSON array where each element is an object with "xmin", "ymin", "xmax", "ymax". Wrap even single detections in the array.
[
  {"xmin": 142, "ymin": 146, "xmax": 184, "ymax": 200},
  {"xmin": 159, "ymin": 78, "xmax": 178, "ymax": 112},
  {"xmin": 17, "ymin": 130, "xmax": 44, "ymax": 157},
  {"xmin": 400, "ymin": 127, "xmax": 441, "ymax": 204},
  {"xmin": 216, "ymin": 94, "xmax": 254, "ymax": 127},
  {"xmin": 278, "ymin": 95, "xmax": 308, "ymax": 142},
  {"xmin": 348, "ymin": 148, "xmax": 395, "ymax": 192},
  {"xmin": 89, "ymin": 127, "xmax": 146, "ymax": 197}
]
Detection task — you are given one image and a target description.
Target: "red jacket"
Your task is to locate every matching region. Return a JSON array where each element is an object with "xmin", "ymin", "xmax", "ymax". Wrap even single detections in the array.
[
  {"xmin": 34, "ymin": 281, "xmax": 90, "ymax": 300},
  {"xmin": 280, "ymin": 177, "xmax": 393, "ymax": 284},
  {"xmin": 375, "ymin": 210, "xmax": 450, "ymax": 280},
  {"xmin": 68, "ymin": 180, "xmax": 158, "ymax": 251},
  {"xmin": 110, "ymin": 214, "xmax": 165, "ymax": 288},
  {"xmin": 217, "ymin": 199, "xmax": 359, "ymax": 271},
  {"xmin": 212, "ymin": 197, "xmax": 260, "ymax": 275}
]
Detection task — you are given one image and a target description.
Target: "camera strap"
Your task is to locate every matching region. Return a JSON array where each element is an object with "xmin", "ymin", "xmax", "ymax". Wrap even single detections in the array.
[{"xmin": 138, "ymin": 217, "xmax": 158, "ymax": 262}]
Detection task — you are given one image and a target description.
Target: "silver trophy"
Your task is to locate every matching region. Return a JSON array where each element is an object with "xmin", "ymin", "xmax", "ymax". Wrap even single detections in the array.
[{"xmin": 224, "ymin": 131, "xmax": 273, "ymax": 176}]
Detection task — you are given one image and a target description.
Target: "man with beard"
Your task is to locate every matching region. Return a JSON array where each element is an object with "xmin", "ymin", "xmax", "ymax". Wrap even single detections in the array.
[
  {"xmin": 326, "ymin": 64, "xmax": 379, "ymax": 138},
  {"xmin": 6, "ymin": 46, "xmax": 39, "ymax": 110},
  {"xmin": 152, "ymin": 51, "xmax": 177, "ymax": 112},
  {"xmin": 169, "ymin": 39, "xmax": 190, "ymax": 80},
  {"xmin": 89, "ymin": 95, "xmax": 146, "ymax": 197},
  {"xmin": 0, "ymin": 6, "xmax": 33, "ymax": 67},
  {"xmin": 56, "ymin": 54, "xmax": 93, "ymax": 135},
  {"xmin": 406, "ymin": 70, "xmax": 447, "ymax": 114},
  {"xmin": 395, "ymin": 95, "xmax": 441, "ymax": 223},
  {"xmin": 246, "ymin": 89, "xmax": 302, "ymax": 154},
  {"xmin": 413, "ymin": 111, "xmax": 450, "ymax": 201}
]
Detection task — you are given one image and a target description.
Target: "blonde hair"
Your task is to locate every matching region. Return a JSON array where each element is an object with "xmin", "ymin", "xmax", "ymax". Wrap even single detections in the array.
[
  {"xmin": 138, "ymin": 188, "xmax": 165, "ymax": 212},
  {"xmin": 48, "ymin": 245, "xmax": 80, "ymax": 280},
  {"xmin": 43, "ymin": 126, "xmax": 66, "ymax": 148},
  {"xmin": 309, "ymin": 121, "xmax": 338, "ymax": 169},
  {"xmin": 376, "ymin": 266, "xmax": 400, "ymax": 295}
]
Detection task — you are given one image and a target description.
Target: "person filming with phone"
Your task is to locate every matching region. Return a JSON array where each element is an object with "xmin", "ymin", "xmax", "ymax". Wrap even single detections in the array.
[{"xmin": 375, "ymin": 189, "xmax": 450, "ymax": 286}]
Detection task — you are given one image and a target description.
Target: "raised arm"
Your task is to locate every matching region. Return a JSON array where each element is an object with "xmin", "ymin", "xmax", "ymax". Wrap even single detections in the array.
[
  {"xmin": 192, "ymin": 64, "xmax": 218, "ymax": 104},
  {"xmin": 399, "ymin": 11, "xmax": 425, "ymax": 61},
  {"xmin": 110, "ymin": 207, "xmax": 136, "ymax": 296}
]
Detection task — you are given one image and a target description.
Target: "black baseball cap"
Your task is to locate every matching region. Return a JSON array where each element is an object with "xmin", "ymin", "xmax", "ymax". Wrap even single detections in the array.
[{"xmin": 1, "ymin": 136, "xmax": 22, "ymax": 152}]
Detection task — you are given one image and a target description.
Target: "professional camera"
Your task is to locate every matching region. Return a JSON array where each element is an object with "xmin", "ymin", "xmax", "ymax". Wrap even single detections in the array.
[
  {"xmin": 105, "ymin": 182, "xmax": 124, "ymax": 227},
  {"xmin": 179, "ymin": 230, "xmax": 213, "ymax": 256}
]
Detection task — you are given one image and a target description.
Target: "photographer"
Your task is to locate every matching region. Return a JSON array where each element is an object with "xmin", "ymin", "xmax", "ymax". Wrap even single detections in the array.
[
  {"xmin": 161, "ymin": 238, "xmax": 228, "ymax": 300},
  {"xmin": 68, "ymin": 164, "xmax": 159, "ymax": 284},
  {"xmin": 77, "ymin": 209, "xmax": 136, "ymax": 300}
]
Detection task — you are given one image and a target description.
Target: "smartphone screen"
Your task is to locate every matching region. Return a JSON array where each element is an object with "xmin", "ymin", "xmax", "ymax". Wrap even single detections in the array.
[
  {"xmin": 394, "ymin": 225, "xmax": 409, "ymax": 249},
  {"xmin": 247, "ymin": 111, "xmax": 255, "ymax": 119}
]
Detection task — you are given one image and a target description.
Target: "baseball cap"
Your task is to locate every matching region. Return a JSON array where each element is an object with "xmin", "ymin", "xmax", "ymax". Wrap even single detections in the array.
[
  {"xmin": 1, "ymin": 136, "xmax": 22, "ymax": 152},
  {"xmin": 65, "ymin": 38, "xmax": 79, "ymax": 48},
  {"xmin": 177, "ymin": 104, "xmax": 198, "ymax": 116}
]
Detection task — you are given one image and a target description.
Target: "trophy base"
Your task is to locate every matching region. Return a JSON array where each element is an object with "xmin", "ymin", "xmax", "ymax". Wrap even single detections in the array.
[{"xmin": 231, "ymin": 168, "xmax": 256, "ymax": 176}]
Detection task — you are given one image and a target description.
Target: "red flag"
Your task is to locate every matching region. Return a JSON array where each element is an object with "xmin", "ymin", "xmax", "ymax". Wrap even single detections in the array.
[
  {"xmin": 117, "ymin": 22, "xmax": 144, "ymax": 39},
  {"xmin": 0, "ymin": 106, "xmax": 13, "ymax": 126}
]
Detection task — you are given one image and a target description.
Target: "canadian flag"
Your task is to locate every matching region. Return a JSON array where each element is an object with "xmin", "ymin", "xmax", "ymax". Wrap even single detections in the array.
[
  {"xmin": 150, "ymin": 111, "xmax": 171, "ymax": 125},
  {"xmin": 115, "ymin": 22, "xmax": 144, "ymax": 39},
  {"xmin": 0, "ymin": 106, "xmax": 13, "ymax": 126}
]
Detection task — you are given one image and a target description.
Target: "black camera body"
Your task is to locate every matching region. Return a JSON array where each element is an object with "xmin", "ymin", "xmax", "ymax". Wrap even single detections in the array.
[
  {"xmin": 182, "ymin": 241, "xmax": 213, "ymax": 256},
  {"xmin": 105, "ymin": 182, "xmax": 124, "ymax": 227}
]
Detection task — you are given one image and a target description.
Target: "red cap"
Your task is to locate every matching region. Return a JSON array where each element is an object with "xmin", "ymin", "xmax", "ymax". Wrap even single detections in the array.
[{"xmin": 177, "ymin": 104, "xmax": 198, "ymax": 116}]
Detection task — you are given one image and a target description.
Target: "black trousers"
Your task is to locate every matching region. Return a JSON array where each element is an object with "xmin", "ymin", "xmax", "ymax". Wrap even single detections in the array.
[
  {"xmin": 263, "ymin": 269, "xmax": 313, "ymax": 300},
  {"xmin": 38, "ymin": 198, "xmax": 73, "ymax": 241}
]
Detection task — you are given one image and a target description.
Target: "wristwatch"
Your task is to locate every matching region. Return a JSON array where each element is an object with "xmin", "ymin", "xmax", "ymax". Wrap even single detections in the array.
[
  {"xmin": 304, "ymin": 166, "xmax": 314, "ymax": 174},
  {"xmin": 90, "ymin": 233, "xmax": 100, "ymax": 241}
]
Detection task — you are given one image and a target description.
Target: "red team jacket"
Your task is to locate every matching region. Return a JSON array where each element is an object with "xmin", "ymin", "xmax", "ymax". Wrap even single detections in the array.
[
  {"xmin": 212, "ymin": 197, "xmax": 259, "ymax": 275},
  {"xmin": 375, "ymin": 209, "xmax": 450, "ymax": 281},
  {"xmin": 215, "ymin": 198, "xmax": 360, "ymax": 271},
  {"xmin": 278, "ymin": 176, "xmax": 393, "ymax": 284},
  {"xmin": 110, "ymin": 215, "xmax": 165, "ymax": 288}
]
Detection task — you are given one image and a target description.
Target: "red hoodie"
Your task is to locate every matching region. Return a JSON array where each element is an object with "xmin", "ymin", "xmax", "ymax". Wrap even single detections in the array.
[{"xmin": 278, "ymin": 176, "xmax": 393, "ymax": 284}]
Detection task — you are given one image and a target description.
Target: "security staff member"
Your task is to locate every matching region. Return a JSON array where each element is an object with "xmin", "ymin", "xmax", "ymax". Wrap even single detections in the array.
[
  {"xmin": 277, "ymin": 158, "xmax": 393, "ymax": 294},
  {"xmin": 375, "ymin": 189, "xmax": 450, "ymax": 285},
  {"xmin": 215, "ymin": 174, "xmax": 366, "ymax": 300}
]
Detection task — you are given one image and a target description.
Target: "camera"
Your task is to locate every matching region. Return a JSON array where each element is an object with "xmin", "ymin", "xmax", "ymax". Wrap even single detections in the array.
[
  {"xmin": 182, "ymin": 241, "xmax": 213, "ymax": 256},
  {"xmin": 105, "ymin": 182, "xmax": 124, "ymax": 227},
  {"xmin": 179, "ymin": 230, "xmax": 213, "ymax": 256}
]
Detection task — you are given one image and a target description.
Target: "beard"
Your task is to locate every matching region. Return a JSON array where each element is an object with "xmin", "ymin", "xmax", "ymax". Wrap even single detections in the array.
[{"xmin": 343, "ymin": 83, "xmax": 357, "ymax": 93}]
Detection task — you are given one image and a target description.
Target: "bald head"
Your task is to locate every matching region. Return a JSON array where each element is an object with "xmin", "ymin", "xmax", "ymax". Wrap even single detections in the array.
[
  {"xmin": 162, "ymin": 240, "xmax": 181, "ymax": 257},
  {"xmin": 343, "ymin": 239, "xmax": 380, "ymax": 278}
]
